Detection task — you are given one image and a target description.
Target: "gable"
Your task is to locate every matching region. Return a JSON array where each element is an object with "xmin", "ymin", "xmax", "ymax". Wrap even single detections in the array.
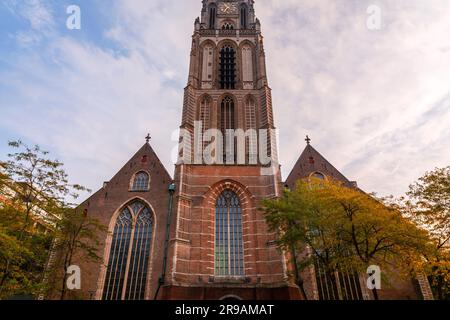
[
  {"xmin": 79, "ymin": 143, "xmax": 172, "ymax": 208},
  {"xmin": 285, "ymin": 144, "xmax": 356, "ymax": 190}
]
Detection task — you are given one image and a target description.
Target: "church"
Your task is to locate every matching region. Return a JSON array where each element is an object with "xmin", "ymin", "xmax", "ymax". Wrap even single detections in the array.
[{"xmin": 73, "ymin": 0, "xmax": 427, "ymax": 300}]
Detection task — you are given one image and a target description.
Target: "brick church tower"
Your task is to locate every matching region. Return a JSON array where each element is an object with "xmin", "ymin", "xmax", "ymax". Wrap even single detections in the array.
[
  {"xmin": 159, "ymin": 0, "xmax": 301, "ymax": 300},
  {"xmin": 67, "ymin": 0, "xmax": 430, "ymax": 301}
]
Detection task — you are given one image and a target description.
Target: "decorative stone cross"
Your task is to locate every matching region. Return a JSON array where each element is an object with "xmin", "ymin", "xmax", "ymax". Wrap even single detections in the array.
[
  {"xmin": 145, "ymin": 134, "xmax": 151, "ymax": 143},
  {"xmin": 305, "ymin": 135, "xmax": 311, "ymax": 145}
]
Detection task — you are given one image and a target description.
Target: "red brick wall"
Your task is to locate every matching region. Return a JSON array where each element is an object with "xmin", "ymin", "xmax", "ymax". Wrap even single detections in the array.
[
  {"xmin": 162, "ymin": 164, "xmax": 300, "ymax": 299},
  {"xmin": 67, "ymin": 144, "xmax": 172, "ymax": 300}
]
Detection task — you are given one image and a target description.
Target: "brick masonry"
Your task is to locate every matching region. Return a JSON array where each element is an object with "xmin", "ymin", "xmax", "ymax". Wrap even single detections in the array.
[
  {"xmin": 66, "ymin": 0, "xmax": 432, "ymax": 300},
  {"xmin": 74, "ymin": 143, "xmax": 173, "ymax": 300}
]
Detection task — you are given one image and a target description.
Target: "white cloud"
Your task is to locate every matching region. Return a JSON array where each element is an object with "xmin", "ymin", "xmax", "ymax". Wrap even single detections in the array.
[
  {"xmin": 1, "ymin": 0, "xmax": 450, "ymax": 200},
  {"xmin": 3, "ymin": 0, "xmax": 55, "ymax": 46},
  {"xmin": 256, "ymin": 0, "xmax": 450, "ymax": 195}
]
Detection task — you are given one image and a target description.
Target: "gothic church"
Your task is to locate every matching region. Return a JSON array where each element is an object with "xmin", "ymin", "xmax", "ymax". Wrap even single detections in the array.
[{"xmin": 73, "ymin": 0, "xmax": 425, "ymax": 300}]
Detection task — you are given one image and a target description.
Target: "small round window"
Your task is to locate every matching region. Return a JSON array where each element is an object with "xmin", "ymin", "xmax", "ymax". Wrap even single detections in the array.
[{"xmin": 311, "ymin": 172, "xmax": 325, "ymax": 180}]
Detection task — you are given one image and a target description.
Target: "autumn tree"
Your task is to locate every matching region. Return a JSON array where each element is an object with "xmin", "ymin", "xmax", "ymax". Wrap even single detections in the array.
[
  {"xmin": 263, "ymin": 181, "xmax": 348, "ymax": 300},
  {"xmin": 320, "ymin": 181, "xmax": 431, "ymax": 300},
  {"xmin": 263, "ymin": 179, "xmax": 431, "ymax": 300}
]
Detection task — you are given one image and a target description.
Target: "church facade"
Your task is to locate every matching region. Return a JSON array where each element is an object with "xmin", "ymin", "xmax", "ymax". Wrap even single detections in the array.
[{"xmin": 72, "ymin": 0, "xmax": 426, "ymax": 300}]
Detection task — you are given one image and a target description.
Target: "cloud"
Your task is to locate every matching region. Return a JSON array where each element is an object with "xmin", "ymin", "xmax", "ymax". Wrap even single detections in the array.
[
  {"xmin": 256, "ymin": 0, "xmax": 450, "ymax": 195},
  {"xmin": 0, "ymin": 0, "xmax": 199, "ymax": 197},
  {"xmin": 2, "ymin": 0, "xmax": 55, "ymax": 46},
  {"xmin": 0, "ymin": 0, "xmax": 449, "ymax": 200}
]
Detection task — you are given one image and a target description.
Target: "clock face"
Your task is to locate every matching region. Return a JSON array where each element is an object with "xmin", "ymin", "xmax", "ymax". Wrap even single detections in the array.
[{"xmin": 219, "ymin": 2, "xmax": 238, "ymax": 14}]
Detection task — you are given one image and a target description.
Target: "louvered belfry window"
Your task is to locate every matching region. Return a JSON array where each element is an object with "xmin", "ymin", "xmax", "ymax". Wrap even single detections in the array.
[
  {"xmin": 215, "ymin": 190, "xmax": 244, "ymax": 277},
  {"xmin": 102, "ymin": 201, "xmax": 153, "ymax": 300},
  {"xmin": 219, "ymin": 45, "xmax": 236, "ymax": 89}
]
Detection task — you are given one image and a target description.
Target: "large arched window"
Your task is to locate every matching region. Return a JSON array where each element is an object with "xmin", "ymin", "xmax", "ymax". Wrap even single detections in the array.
[
  {"xmin": 221, "ymin": 96, "xmax": 236, "ymax": 164},
  {"xmin": 219, "ymin": 45, "xmax": 236, "ymax": 89},
  {"xmin": 215, "ymin": 190, "xmax": 244, "ymax": 276},
  {"xmin": 102, "ymin": 201, "xmax": 154, "ymax": 300},
  {"xmin": 131, "ymin": 172, "xmax": 150, "ymax": 191}
]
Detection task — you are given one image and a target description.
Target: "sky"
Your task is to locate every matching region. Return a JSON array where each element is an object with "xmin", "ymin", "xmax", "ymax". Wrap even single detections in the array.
[{"xmin": 0, "ymin": 0, "xmax": 449, "ymax": 201}]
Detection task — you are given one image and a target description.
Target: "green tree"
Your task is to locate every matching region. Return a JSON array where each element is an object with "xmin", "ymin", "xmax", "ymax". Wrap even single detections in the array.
[
  {"xmin": 52, "ymin": 207, "xmax": 106, "ymax": 300},
  {"xmin": 263, "ymin": 181, "xmax": 347, "ymax": 300},
  {"xmin": 0, "ymin": 140, "xmax": 104, "ymax": 300},
  {"xmin": 0, "ymin": 142, "xmax": 58, "ymax": 298},
  {"xmin": 404, "ymin": 167, "xmax": 450, "ymax": 300}
]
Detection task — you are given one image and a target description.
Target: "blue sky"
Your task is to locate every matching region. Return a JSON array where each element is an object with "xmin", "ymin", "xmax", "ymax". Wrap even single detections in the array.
[{"xmin": 1, "ymin": 0, "xmax": 450, "ymax": 201}]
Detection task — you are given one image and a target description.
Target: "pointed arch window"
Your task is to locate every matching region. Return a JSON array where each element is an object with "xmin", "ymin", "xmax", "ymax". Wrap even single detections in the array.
[
  {"xmin": 219, "ymin": 45, "xmax": 236, "ymax": 89},
  {"xmin": 215, "ymin": 190, "xmax": 244, "ymax": 276},
  {"xmin": 131, "ymin": 172, "xmax": 150, "ymax": 191},
  {"xmin": 240, "ymin": 4, "xmax": 248, "ymax": 29},
  {"xmin": 103, "ymin": 201, "xmax": 154, "ymax": 300},
  {"xmin": 200, "ymin": 96, "xmax": 211, "ymax": 133},
  {"xmin": 221, "ymin": 96, "xmax": 236, "ymax": 164},
  {"xmin": 201, "ymin": 44, "xmax": 214, "ymax": 88},
  {"xmin": 222, "ymin": 22, "xmax": 234, "ymax": 30},
  {"xmin": 221, "ymin": 96, "xmax": 235, "ymax": 131},
  {"xmin": 245, "ymin": 96, "xmax": 256, "ymax": 131},
  {"xmin": 245, "ymin": 96, "xmax": 258, "ymax": 164},
  {"xmin": 242, "ymin": 44, "xmax": 254, "ymax": 87},
  {"xmin": 209, "ymin": 4, "xmax": 217, "ymax": 29},
  {"xmin": 197, "ymin": 96, "xmax": 211, "ymax": 159}
]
